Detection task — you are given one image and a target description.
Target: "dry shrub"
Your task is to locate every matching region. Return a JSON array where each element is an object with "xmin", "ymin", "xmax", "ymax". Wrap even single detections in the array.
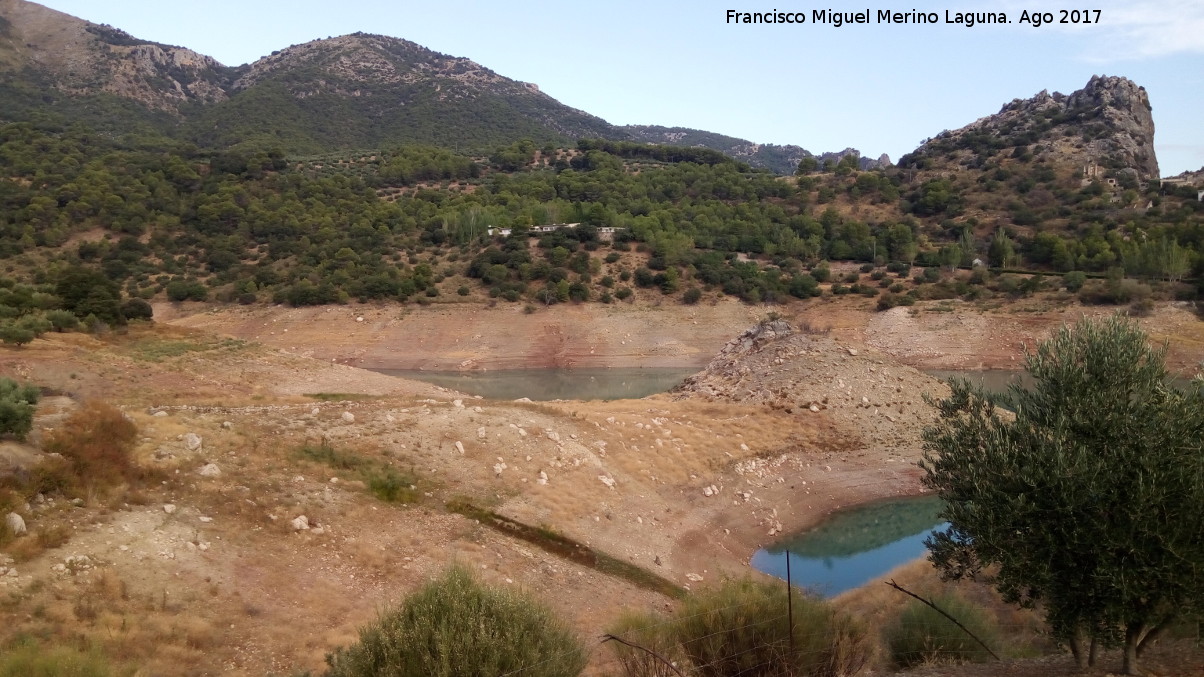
[
  {"xmin": 634, "ymin": 577, "xmax": 871, "ymax": 677},
  {"xmin": 886, "ymin": 591, "xmax": 999, "ymax": 668},
  {"xmin": 42, "ymin": 401, "xmax": 138, "ymax": 490}
]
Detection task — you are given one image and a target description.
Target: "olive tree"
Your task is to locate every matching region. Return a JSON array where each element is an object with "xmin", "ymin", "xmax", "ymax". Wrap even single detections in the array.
[{"xmin": 921, "ymin": 315, "xmax": 1204, "ymax": 675}]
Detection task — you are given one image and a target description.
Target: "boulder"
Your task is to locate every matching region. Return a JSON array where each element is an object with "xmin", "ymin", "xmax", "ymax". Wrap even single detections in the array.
[
  {"xmin": 291, "ymin": 515, "xmax": 310, "ymax": 531},
  {"xmin": 5, "ymin": 513, "xmax": 25, "ymax": 536},
  {"xmin": 198, "ymin": 463, "xmax": 221, "ymax": 478},
  {"xmin": 183, "ymin": 433, "xmax": 202, "ymax": 451}
]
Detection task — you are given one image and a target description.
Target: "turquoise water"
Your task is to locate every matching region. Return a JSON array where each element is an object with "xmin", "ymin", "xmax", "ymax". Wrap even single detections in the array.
[
  {"xmin": 372, "ymin": 367, "xmax": 698, "ymax": 401},
  {"xmin": 751, "ymin": 496, "xmax": 947, "ymax": 597}
]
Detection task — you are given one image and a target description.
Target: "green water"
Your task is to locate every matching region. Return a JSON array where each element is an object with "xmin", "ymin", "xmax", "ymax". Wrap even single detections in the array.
[
  {"xmin": 372, "ymin": 367, "xmax": 698, "ymax": 401},
  {"xmin": 752, "ymin": 495, "xmax": 947, "ymax": 596}
]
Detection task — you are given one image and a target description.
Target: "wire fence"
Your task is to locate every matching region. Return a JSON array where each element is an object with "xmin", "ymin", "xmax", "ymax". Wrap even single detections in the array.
[{"xmin": 486, "ymin": 573, "xmax": 1204, "ymax": 677}]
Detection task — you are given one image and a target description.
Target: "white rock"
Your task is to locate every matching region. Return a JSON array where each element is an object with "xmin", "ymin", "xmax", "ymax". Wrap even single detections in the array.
[
  {"xmin": 341, "ymin": 412, "xmax": 355, "ymax": 423},
  {"xmin": 183, "ymin": 433, "xmax": 202, "ymax": 451},
  {"xmin": 847, "ymin": 348, "xmax": 859, "ymax": 356},
  {"xmin": 454, "ymin": 441, "xmax": 465, "ymax": 455},
  {"xmin": 686, "ymin": 573, "xmax": 704, "ymax": 582},
  {"xmin": 152, "ymin": 411, "xmax": 168, "ymax": 418},
  {"xmin": 4, "ymin": 513, "xmax": 25, "ymax": 536},
  {"xmin": 291, "ymin": 515, "xmax": 310, "ymax": 531},
  {"xmin": 702, "ymin": 486, "xmax": 715, "ymax": 497},
  {"xmin": 356, "ymin": 316, "xmax": 364, "ymax": 322},
  {"xmin": 198, "ymin": 463, "xmax": 221, "ymax": 478},
  {"xmin": 537, "ymin": 470, "xmax": 548, "ymax": 485},
  {"xmin": 598, "ymin": 475, "xmax": 616, "ymax": 489},
  {"xmin": 545, "ymin": 430, "xmax": 560, "ymax": 442},
  {"xmin": 162, "ymin": 504, "xmax": 177, "ymax": 514},
  {"xmin": 453, "ymin": 399, "xmax": 464, "ymax": 408},
  {"xmin": 493, "ymin": 462, "xmax": 507, "ymax": 476},
  {"xmin": 809, "ymin": 404, "xmax": 820, "ymax": 413},
  {"xmin": 310, "ymin": 407, "xmax": 320, "ymax": 416},
  {"xmin": 221, "ymin": 421, "xmax": 233, "ymax": 429},
  {"xmin": 513, "ymin": 397, "xmax": 533, "ymax": 403}
]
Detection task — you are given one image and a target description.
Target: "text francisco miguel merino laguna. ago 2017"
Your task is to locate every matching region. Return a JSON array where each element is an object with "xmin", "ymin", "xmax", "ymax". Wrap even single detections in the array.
[{"xmin": 725, "ymin": 8, "xmax": 1103, "ymax": 28}]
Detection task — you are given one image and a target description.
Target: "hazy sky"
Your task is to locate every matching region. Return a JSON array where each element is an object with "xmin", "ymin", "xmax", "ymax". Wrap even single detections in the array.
[{"xmin": 35, "ymin": 0, "xmax": 1204, "ymax": 175}]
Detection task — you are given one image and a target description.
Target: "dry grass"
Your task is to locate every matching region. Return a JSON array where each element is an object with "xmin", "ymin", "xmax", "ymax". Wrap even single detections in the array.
[{"xmin": 835, "ymin": 558, "xmax": 1053, "ymax": 668}]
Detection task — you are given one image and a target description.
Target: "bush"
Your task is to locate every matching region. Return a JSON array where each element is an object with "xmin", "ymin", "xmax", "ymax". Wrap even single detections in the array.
[
  {"xmin": 0, "ymin": 322, "xmax": 35, "ymax": 347},
  {"xmin": 682, "ymin": 287, "xmax": 702, "ymax": 305},
  {"xmin": 886, "ymin": 592, "xmax": 1000, "ymax": 668},
  {"xmin": 42, "ymin": 401, "xmax": 138, "ymax": 489},
  {"xmin": 45, "ymin": 309, "xmax": 80, "ymax": 332},
  {"xmin": 120, "ymin": 298, "xmax": 154, "ymax": 321},
  {"xmin": 0, "ymin": 637, "xmax": 122, "ymax": 677},
  {"xmin": 1063, "ymin": 270, "xmax": 1087, "ymax": 292},
  {"xmin": 0, "ymin": 378, "xmax": 39, "ymax": 440},
  {"xmin": 324, "ymin": 566, "xmax": 586, "ymax": 677},
  {"xmin": 657, "ymin": 578, "xmax": 869, "ymax": 677}
]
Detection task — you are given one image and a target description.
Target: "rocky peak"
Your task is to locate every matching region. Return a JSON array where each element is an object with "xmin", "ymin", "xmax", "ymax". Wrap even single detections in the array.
[
  {"xmin": 0, "ymin": 0, "xmax": 230, "ymax": 109},
  {"xmin": 906, "ymin": 75, "xmax": 1159, "ymax": 181}
]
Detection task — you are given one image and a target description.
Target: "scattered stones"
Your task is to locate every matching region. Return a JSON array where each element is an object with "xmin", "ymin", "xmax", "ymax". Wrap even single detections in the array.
[
  {"xmin": 4, "ymin": 513, "xmax": 25, "ymax": 536},
  {"xmin": 493, "ymin": 461, "xmax": 507, "ymax": 476},
  {"xmin": 198, "ymin": 463, "xmax": 222, "ymax": 478}
]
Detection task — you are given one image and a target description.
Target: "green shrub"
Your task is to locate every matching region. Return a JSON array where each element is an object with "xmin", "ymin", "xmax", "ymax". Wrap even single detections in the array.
[
  {"xmin": 0, "ymin": 378, "xmax": 39, "ymax": 440},
  {"xmin": 0, "ymin": 637, "xmax": 124, "ymax": 677},
  {"xmin": 886, "ymin": 592, "xmax": 998, "ymax": 668},
  {"xmin": 664, "ymin": 578, "xmax": 870, "ymax": 677},
  {"xmin": 1063, "ymin": 270, "xmax": 1086, "ymax": 292},
  {"xmin": 324, "ymin": 566, "xmax": 586, "ymax": 677},
  {"xmin": 45, "ymin": 309, "xmax": 80, "ymax": 332}
]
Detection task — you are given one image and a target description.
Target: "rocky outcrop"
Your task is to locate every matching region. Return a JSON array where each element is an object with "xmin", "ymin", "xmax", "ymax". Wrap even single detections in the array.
[
  {"xmin": 904, "ymin": 75, "xmax": 1159, "ymax": 181},
  {"xmin": 673, "ymin": 320, "xmax": 950, "ymax": 458},
  {"xmin": 0, "ymin": 0, "xmax": 231, "ymax": 110}
]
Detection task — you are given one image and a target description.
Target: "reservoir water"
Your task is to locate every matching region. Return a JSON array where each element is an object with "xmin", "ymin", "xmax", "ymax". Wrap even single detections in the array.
[
  {"xmin": 373, "ymin": 367, "xmax": 698, "ymax": 401},
  {"xmin": 751, "ymin": 495, "xmax": 947, "ymax": 597}
]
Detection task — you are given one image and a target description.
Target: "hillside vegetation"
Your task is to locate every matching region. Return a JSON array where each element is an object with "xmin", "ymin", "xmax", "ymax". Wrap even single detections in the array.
[{"xmin": 0, "ymin": 117, "xmax": 1201, "ymax": 320}]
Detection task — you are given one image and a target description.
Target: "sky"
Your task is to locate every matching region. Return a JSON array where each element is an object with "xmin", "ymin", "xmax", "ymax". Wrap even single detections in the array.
[{"xmin": 34, "ymin": 0, "xmax": 1204, "ymax": 175}]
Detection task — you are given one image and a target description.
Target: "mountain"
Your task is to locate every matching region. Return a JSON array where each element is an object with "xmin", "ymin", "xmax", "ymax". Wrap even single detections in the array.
[
  {"xmin": 902, "ymin": 75, "xmax": 1159, "ymax": 182},
  {"xmin": 0, "ymin": 0, "xmax": 230, "ymax": 109},
  {"xmin": 622, "ymin": 125, "xmax": 888, "ymax": 175},
  {"xmin": 0, "ymin": 0, "xmax": 873, "ymax": 170},
  {"xmin": 191, "ymin": 33, "xmax": 620, "ymax": 153}
]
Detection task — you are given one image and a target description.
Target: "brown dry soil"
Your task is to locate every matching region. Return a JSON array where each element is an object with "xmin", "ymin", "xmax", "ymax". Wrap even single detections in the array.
[
  {"xmin": 0, "ymin": 296, "xmax": 1201, "ymax": 676},
  {"xmin": 159, "ymin": 294, "xmax": 1204, "ymax": 373}
]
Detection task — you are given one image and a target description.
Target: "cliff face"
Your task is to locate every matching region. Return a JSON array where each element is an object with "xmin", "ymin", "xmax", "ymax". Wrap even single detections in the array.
[
  {"xmin": 905, "ymin": 75, "xmax": 1159, "ymax": 181},
  {"xmin": 0, "ymin": 0, "xmax": 231, "ymax": 109}
]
